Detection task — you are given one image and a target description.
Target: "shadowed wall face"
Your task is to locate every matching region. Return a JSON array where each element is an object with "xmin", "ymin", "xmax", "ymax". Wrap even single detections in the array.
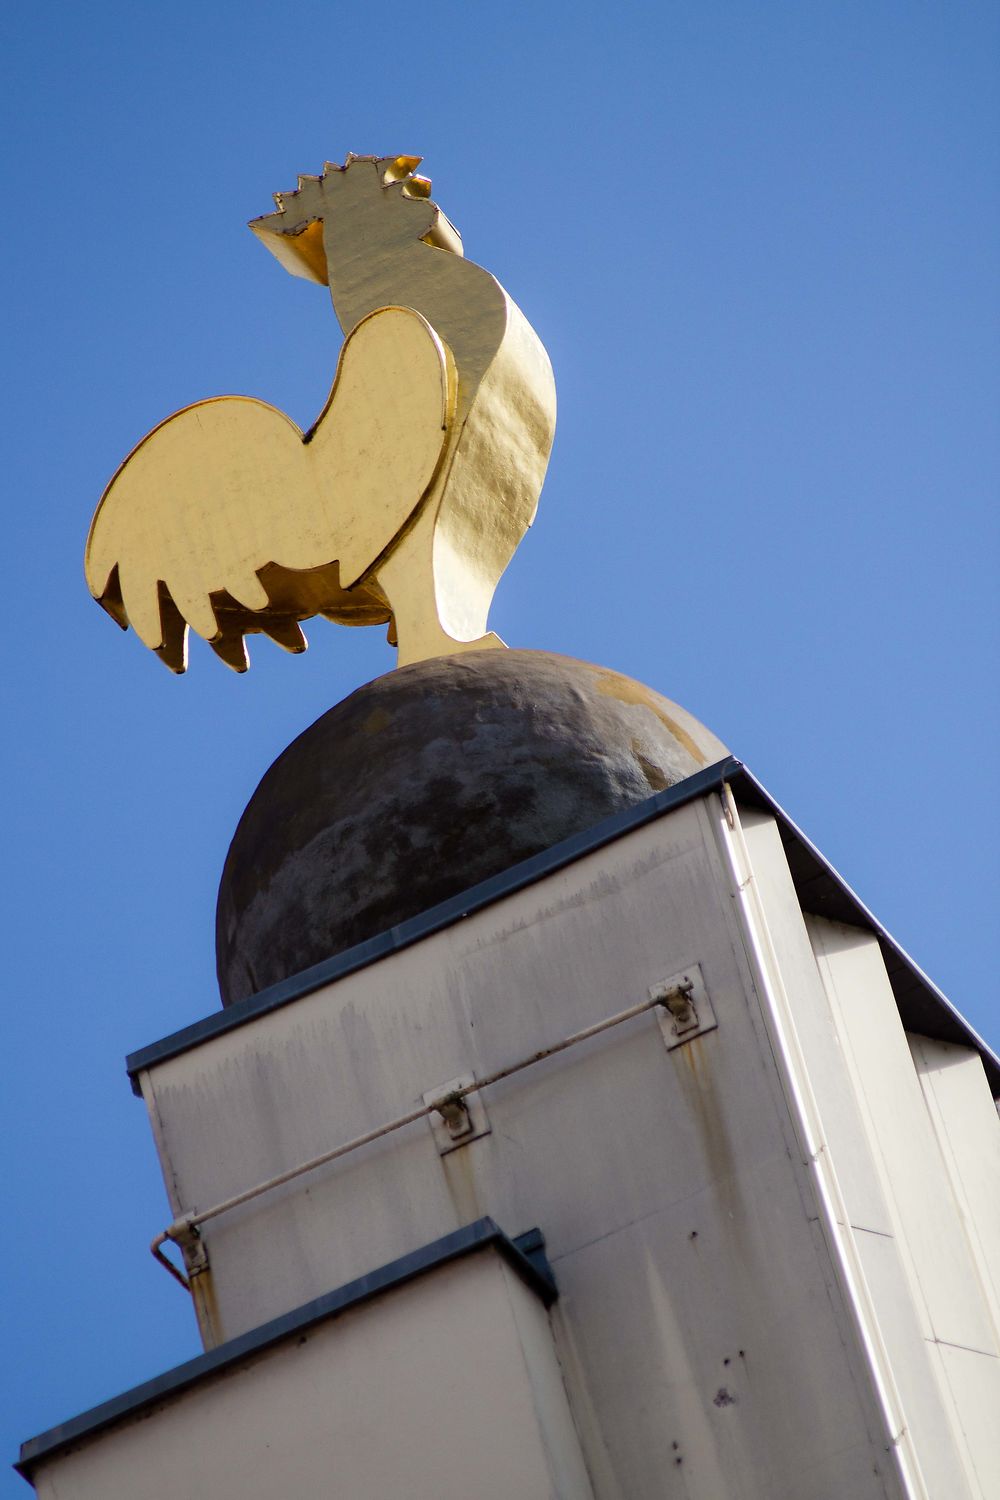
[{"xmin": 216, "ymin": 650, "xmax": 728, "ymax": 1006}]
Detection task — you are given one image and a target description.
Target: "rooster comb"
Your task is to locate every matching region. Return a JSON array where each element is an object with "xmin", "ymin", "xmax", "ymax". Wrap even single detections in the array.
[
  {"xmin": 258, "ymin": 154, "xmax": 432, "ymax": 223},
  {"xmin": 248, "ymin": 155, "xmax": 439, "ymax": 285}
]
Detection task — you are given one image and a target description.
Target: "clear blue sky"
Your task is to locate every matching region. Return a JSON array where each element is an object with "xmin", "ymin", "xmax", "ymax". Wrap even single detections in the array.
[{"xmin": 3, "ymin": 1, "xmax": 998, "ymax": 1488}]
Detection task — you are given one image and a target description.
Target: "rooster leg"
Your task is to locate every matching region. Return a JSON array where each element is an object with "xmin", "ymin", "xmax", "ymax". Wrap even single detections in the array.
[
  {"xmin": 154, "ymin": 585, "xmax": 189, "ymax": 673},
  {"xmin": 372, "ymin": 500, "xmax": 505, "ymax": 668}
]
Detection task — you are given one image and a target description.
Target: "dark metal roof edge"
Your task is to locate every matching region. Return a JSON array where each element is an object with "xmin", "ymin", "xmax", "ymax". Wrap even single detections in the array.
[
  {"xmin": 727, "ymin": 765, "xmax": 1000, "ymax": 1096},
  {"xmin": 16, "ymin": 1219, "xmax": 554, "ymax": 1480},
  {"xmin": 125, "ymin": 757, "xmax": 741, "ymax": 1088},
  {"xmin": 124, "ymin": 754, "xmax": 997, "ymax": 1099}
]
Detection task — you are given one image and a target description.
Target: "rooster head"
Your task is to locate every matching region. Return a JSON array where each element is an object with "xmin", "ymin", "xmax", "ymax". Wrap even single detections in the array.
[{"xmin": 249, "ymin": 154, "xmax": 464, "ymax": 285}]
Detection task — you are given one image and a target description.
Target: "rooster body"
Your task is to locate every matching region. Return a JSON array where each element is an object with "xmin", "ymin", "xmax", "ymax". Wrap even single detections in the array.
[{"xmin": 85, "ymin": 155, "xmax": 556, "ymax": 672}]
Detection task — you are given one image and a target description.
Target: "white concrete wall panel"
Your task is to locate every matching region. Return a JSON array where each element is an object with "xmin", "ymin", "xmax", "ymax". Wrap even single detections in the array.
[
  {"xmin": 847, "ymin": 1223, "xmax": 974, "ymax": 1499},
  {"xmin": 908, "ymin": 1034, "xmax": 1000, "ymax": 1342},
  {"xmin": 807, "ymin": 916, "xmax": 1000, "ymax": 1499},
  {"xmin": 738, "ymin": 812, "xmax": 896, "ymax": 1234},
  {"xmin": 739, "ymin": 812, "xmax": 975, "ymax": 1496},
  {"xmin": 807, "ymin": 919, "xmax": 998, "ymax": 1356},
  {"xmin": 930, "ymin": 1340, "xmax": 1000, "ymax": 1500}
]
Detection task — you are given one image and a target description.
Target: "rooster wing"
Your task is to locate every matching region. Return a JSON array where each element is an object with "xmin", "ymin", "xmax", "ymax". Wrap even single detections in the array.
[{"xmin": 85, "ymin": 307, "xmax": 455, "ymax": 671}]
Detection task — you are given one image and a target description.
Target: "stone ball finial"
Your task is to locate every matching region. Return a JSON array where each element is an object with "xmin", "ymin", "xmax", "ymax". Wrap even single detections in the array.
[{"xmin": 216, "ymin": 651, "xmax": 728, "ymax": 1007}]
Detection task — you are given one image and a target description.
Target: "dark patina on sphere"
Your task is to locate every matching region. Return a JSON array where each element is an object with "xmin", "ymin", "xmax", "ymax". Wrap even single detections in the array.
[{"xmin": 216, "ymin": 650, "xmax": 728, "ymax": 1006}]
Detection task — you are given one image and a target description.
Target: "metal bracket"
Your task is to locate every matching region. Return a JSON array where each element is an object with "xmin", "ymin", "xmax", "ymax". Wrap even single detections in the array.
[
  {"xmin": 423, "ymin": 1074, "xmax": 491, "ymax": 1155},
  {"xmin": 174, "ymin": 1224, "xmax": 211, "ymax": 1279},
  {"xmin": 650, "ymin": 963, "xmax": 717, "ymax": 1050}
]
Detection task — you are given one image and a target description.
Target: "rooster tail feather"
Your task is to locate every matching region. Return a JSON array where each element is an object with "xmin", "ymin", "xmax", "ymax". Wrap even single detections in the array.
[
  {"xmin": 209, "ymin": 632, "xmax": 250, "ymax": 673},
  {"xmin": 260, "ymin": 619, "xmax": 308, "ymax": 654},
  {"xmin": 153, "ymin": 585, "xmax": 189, "ymax": 673},
  {"xmin": 93, "ymin": 563, "xmax": 129, "ymax": 630}
]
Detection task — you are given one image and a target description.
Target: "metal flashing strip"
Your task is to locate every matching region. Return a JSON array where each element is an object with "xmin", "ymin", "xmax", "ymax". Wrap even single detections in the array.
[
  {"xmin": 124, "ymin": 757, "xmax": 1000, "ymax": 1098},
  {"xmin": 16, "ymin": 1219, "xmax": 554, "ymax": 1481}
]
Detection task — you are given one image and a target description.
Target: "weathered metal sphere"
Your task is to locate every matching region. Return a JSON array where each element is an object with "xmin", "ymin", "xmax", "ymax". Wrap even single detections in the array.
[{"xmin": 216, "ymin": 650, "xmax": 728, "ymax": 1006}]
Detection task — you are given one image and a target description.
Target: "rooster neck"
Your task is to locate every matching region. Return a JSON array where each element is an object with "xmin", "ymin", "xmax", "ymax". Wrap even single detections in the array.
[{"xmin": 322, "ymin": 236, "xmax": 508, "ymax": 414}]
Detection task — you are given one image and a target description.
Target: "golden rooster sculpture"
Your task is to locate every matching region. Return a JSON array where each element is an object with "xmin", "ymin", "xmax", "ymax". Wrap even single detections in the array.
[{"xmin": 85, "ymin": 154, "xmax": 557, "ymax": 672}]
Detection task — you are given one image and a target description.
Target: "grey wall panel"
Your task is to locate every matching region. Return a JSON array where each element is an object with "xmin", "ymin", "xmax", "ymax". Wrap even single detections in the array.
[{"xmin": 29, "ymin": 1252, "xmax": 594, "ymax": 1500}]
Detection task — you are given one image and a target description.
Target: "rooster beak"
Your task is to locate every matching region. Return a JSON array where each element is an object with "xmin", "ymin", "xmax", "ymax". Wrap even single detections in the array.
[{"xmin": 249, "ymin": 215, "xmax": 330, "ymax": 285}]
